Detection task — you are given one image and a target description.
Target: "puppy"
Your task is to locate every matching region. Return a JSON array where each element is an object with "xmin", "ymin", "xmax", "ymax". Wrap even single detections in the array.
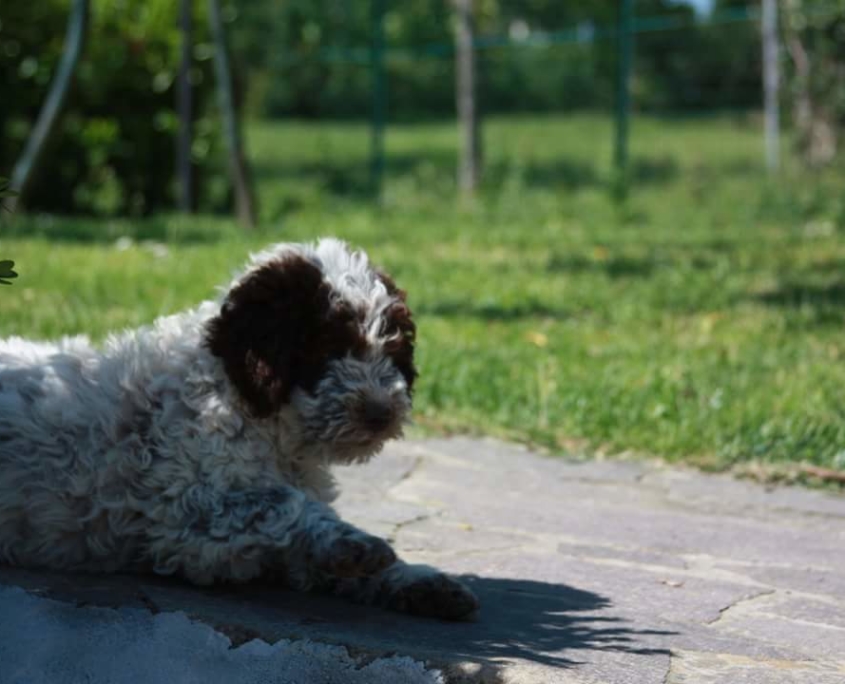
[{"xmin": 0, "ymin": 239, "xmax": 478, "ymax": 620}]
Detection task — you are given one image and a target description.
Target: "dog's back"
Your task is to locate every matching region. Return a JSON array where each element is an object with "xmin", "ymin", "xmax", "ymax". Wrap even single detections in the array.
[
  {"xmin": 0, "ymin": 308, "xmax": 292, "ymax": 575},
  {"xmin": 0, "ymin": 335, "xmax": 121, "ymax": 569},
  {"xmin": 0, "ymin": 327, "xmax": 202, "ymax": 573}
]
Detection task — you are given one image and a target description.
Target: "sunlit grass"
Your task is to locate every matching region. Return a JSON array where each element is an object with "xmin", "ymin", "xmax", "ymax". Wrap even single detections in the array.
[{"xmin": 3, "ymin": 113, "xmax": 845, "ymax": 473}]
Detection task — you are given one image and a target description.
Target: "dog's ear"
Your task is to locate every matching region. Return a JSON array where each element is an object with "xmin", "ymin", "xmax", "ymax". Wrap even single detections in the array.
[
  {"xmin": 376, "ymin": 271, "xmax": 418, "ymax": 391},
  {"xmin": 205, "ymin": 255, "xmax": 326, "ymax": 417}
]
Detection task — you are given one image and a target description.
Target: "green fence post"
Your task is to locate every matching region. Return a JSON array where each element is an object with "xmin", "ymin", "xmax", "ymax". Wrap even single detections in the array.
[
  {"xmin": 177, "ymin": 0, "xmax": 193, "ymax": 213},
  {"xmin": 614, "ymin": 0, "xmax": 634, "ymax": 197},
  {"xmin": 370, "ymin": 0, "xmax": 387, "ymax": 201}
]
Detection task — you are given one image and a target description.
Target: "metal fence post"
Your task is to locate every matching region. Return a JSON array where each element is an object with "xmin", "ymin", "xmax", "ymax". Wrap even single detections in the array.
[
  {"xmin": 614, "ymin": 0, "xmax": 634, "ymax": 194},
  {"xmin": 8, "ymin": 0, "xmax": 90, "ymax": 213},
  {"xmin": 762, "ymin": 0, "xmax": 780, "ymax": 173},
  {"xmin": 370, "ymin": 0, "xmax": 387, "ymax": 200},
  {"xmin": 455, "ymin": 0, "xmax": 482, "ymax": 197}
]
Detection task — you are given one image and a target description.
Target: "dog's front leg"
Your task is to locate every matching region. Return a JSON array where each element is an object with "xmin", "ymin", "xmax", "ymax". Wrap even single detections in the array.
[
  {"xmin": 328, "ymin": 560, "xmax": 480, "ymax": 621},
  {"xmin": 145, "ymin": 485, "xmax": 395, "ymax": 587}
]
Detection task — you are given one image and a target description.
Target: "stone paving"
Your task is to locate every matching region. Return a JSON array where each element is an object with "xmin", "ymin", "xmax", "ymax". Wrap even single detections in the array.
[{"xmin": 2, "ymin": 437, "xmax": 845, "ymax": 683}]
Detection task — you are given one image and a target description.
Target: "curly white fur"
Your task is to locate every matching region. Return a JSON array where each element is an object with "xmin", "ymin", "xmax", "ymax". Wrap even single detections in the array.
[{"xmin": 0, "ymin": 239, "xmax": 478, "ymax": 620}]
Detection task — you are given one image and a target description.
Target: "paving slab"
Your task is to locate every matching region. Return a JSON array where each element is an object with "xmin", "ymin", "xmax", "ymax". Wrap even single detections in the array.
[{"xmin": 1, "ymin": 437, "xmax": 844, "ymax": 683}]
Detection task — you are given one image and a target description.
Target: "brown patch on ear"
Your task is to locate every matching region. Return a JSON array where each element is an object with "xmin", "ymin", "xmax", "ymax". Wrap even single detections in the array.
[
  {"xmin": 377, "ymin": 271, "xmax": 407, "ymax": 302},
  {"xmin": 205, "ymin": 255, "xmax": 326, "ymax": 417},
  {"xmin": 377, "ymin": 271, "xmax": 418, "ymax": 391}
]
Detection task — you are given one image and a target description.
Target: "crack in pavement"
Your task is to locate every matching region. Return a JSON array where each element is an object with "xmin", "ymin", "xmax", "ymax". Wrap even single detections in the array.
[
  {"xmin": 391, "ymin": 454, "xmax": 427, "ymax": 489},
  {"xmin": 385, "ymin": 512, "xmax": 436, "ymax": 545},
  {"xmin": 662, "ymin": 652, "xmax": 677, "ymax": 684},
  {"xmin": 664, "ymin": 650, "xmax": 845, "ymax": 683},
  {"xmin": 706, "ymin": 588, "xmax": 778, "ymax": 626}
]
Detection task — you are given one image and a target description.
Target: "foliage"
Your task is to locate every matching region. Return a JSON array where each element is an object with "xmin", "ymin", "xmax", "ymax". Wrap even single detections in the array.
[
  {"xmin": 0, "ymin": 179, "xmax": 19, "ymax": 284},
  {"xmin": 0, "ymin": 261, "xmax": 18, "ymax": 286},
  {"xmin": 635, "ymin": 0, "xmax": 762, "ymax": 111},
  {"xmin": 0, "ymin": 0, "xmax": 229, "ymax": 215},
  {"xmin": 3, "ymin": 114, "xmax": 845, "ymax": 471},
  {"xmin": 0, "ymin": 176, "xmax": 16, "ymax": 211},
  {"xmin": 230, "ymin": 0, "xmax": 762, "ymax": 120}
]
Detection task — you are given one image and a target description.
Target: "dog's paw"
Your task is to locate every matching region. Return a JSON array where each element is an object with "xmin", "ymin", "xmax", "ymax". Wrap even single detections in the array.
[
  {"xmin": 386, "ymin": 571, "xmax": 479, "ymax": 621},
  {"xmin": 317, "ymin": 531, "xmax": 397, "ymax": 578}
]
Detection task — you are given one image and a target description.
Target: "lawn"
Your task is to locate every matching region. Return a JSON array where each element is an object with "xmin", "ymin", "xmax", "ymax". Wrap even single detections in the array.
[{"xmin": 3, "ymin": 113, "xmax": 845, "ymax": 476}]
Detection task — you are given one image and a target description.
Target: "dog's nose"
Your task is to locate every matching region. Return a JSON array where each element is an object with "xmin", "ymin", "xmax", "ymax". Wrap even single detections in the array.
[{"xmin": 360, "ymin": 398, "xmax": 394, "ymax": 431}]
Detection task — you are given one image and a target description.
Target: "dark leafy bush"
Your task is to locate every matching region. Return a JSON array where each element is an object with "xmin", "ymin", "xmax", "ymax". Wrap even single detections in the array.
[
  {"xmin": 0, "ymin": 0, "xmax": 229, "ymax": 216},
  {"xmin": 232, "ymin": 0, "xmax": 761, "ymax": 121}
]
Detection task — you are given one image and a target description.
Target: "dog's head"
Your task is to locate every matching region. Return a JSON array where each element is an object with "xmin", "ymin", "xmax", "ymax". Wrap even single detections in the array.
[{"xmin": 205, "ymin": 239, "xmax": 416, "ymax": 459}]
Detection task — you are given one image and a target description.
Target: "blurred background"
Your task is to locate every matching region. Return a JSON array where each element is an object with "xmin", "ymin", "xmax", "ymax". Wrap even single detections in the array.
[{"xmin": 2, "ymin": 1, "xmax": 845, "ymax": 481}]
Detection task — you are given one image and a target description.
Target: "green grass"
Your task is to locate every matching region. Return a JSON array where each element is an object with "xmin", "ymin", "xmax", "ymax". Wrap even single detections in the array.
[{"xmin": 3, "ymin": 112, "xmax": 845, "ymax": 475}]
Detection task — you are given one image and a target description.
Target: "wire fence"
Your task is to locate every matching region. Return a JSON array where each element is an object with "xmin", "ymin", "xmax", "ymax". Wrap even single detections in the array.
[
  {"xmin": 242, "ymin": 1, "xmax": 842, "ymax": 199},
  {"xmin": 5, "ymin": 1, "xmax": 839, "ymax": 218},
  {"xmin": 274, "ymin": 5, "xmax": 773, "ymax": 65},
  {"xmin": 236, "ymin": 0, "xmax": 780, "ymax": 200}
]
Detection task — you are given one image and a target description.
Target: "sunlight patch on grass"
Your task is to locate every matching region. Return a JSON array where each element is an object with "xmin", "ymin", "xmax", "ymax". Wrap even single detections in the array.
[{"xmin": 3, "ymin": 113, "xmax": 845, "ymax": 471}]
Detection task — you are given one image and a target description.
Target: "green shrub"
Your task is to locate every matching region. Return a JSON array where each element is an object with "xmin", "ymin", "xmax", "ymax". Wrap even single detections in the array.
[{"xmin": 0, "ymin": 0, "xmax": 229, "ymax": 216}]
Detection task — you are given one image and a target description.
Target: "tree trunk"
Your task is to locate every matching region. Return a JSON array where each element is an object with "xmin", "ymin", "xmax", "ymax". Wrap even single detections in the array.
[
  {"xmin": 785, "ymin": 20, "xmax": 837, "ymax": 167},
  {"xmin": 8, "ymin": 0, "xmax": 90, "ymax": 213},
  {"xmin": 785, "ymin": 9, "xmax": 839, "ymax": 168},
  {"xmin": 454, "ymin": 0, "xmax": 482, "ymax": 196},
  {"xmin": 208, "ymin": 0, "xmax": 257, "ymax": 229}
]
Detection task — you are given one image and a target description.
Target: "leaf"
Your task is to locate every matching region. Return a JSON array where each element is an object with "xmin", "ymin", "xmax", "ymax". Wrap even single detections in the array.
[
  {"xmin": 526, "ymin": 331, "xmax": 548, "ymax": 348},
  {"xmin": 0, "ymin": 260, "xmax": 19, "ymax": 284}
]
